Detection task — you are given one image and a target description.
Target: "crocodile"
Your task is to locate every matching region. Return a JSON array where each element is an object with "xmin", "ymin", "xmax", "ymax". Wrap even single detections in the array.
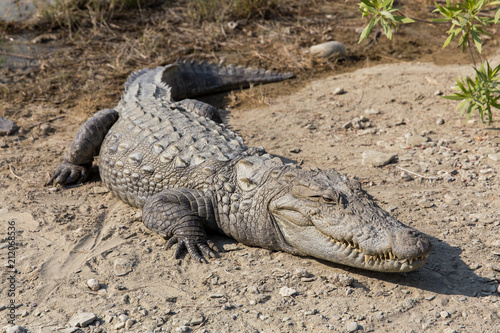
[{"xmin": 47, "ymin": 60, "xmax": 432, "ymax": 272}]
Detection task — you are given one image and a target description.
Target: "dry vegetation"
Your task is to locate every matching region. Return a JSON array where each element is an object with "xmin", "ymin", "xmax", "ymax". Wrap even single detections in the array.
[{"xmin": 0, "ymin": 0, "xmax": 496, "ymax": 121}]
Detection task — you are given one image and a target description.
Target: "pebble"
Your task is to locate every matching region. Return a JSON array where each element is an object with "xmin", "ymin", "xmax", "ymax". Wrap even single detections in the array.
[
  {"xmin": 294, "ymin": 268, "xmax": 313, "ymax": 278},
  {"xmin": 440, "ymin": 311, "xmax": 450, "ymax": 318},
  {"xmin": 68, "ymin": 312, "xmax": 97, "ymax": 327},
  {"xmin": 330, "ymin": 273, "xmax": 354, "ymax": 287},
  {"xmin": 406, "ymin": 134, "xmax": 430, "ymax": 146},
  {"xmin": 346, "ymin": 321, "xmax": 359, "ymax": 332},
  {"xmin": 175, "ymin": 326, "xmax": 191, "ymax": 332},
  {"xmin": 362, "ymin": 150, "xmax": 397, "ymax": 167},
  {"xmin": 0, "ymin": 141, "xmax": 8, "ymax": 148},
  {"xmin": 488, "ymin": 153, "xmax": 500, "ymax": 162},
  {"xmin": 114, "ymin": 322, "xmax": 126, "ymax": 329},
  {"xmin": 0, "ymin": 116, "xmax": 19, "ymax": 136},
  {"xmin": 87, "ymin": 278, "xmax": 100, "ymax": 291},
  {"xmin": 118, "ymin": 314, "xmax": 130, "ymax": 322},
  {"xmin": 364, "ymin": 107, "xmax": 380, "ymax": 115},
  {"xmin": 333, "ymin": 87, "xmax": 345, "ymax": 95},
  {"xmin": 40, "ymin": 123, "xmax": 51, "ymax": 134},
  {"xmin": 125, "ymin": 318, "xmax": 134, "ymax": 329},
  {"xmin": 310, "ymin": 41, "xmax": 346, "ymax": 59},
  {"xmin": 400, "ymin": 171, "xmax": 412, "ymax": 181},
  {"xmin": 436, "ymin": 118, "xmax": 445, "ymax": 125},
  {"xmin": 113, "ymin": 258, "xmax": 133, "ymax": 276},
  {"xmin": 186, "ymin": 315, "xmax": 204, "ymax": 326},
  {"xmin": 434, "ymin": 90, "xmax": 443, "ymax": 96},
  {"xmin": 279, "ymin": 286, "xmax": 298, "ymax": 297},
  {"xmin": 4, "ymin": 326, "xmax": 26, "ymax": 333},
  {"xmin": 289, "ymin": 147, "xmax": 301, "ymax": 153}
]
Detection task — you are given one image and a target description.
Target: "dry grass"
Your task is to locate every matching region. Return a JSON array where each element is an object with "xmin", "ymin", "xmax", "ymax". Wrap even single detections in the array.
[{"xmin": 0, "ymin": 0, "xmax": 487, "ymax": 122}]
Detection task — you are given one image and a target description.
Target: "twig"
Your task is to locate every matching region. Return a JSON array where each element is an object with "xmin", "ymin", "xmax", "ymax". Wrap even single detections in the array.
[
  {"xmin": 9, "ymin": 165, "xmax": 27, "ymax": 183},
  {"xmin": 27, "ymin": 115, "xmax": 65, "ymax": 129},
  {"xmin": 395, "ymin": 166, "xmax": 438, "ymax": 180},
  {"xmin": 343, "ymin": 90, "xmax": 364, "ymax": 113}
]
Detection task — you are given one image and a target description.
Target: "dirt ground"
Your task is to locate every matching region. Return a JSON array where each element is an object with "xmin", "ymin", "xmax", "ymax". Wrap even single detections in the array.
[{"xmin": 1, "ymin": 1, "xmax": 500, "ymax": 332}]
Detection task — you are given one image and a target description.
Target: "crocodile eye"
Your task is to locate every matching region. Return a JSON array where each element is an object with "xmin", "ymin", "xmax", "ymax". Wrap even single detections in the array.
[{"xmin": 320, "ymin": 195, "xmax": 336, "ymax": 204}]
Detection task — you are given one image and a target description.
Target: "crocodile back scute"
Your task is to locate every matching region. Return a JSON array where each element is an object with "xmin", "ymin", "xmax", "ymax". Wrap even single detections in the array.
[{"xmin": 99, "ymin": 77, "xmax": 247, "ymax": 208}]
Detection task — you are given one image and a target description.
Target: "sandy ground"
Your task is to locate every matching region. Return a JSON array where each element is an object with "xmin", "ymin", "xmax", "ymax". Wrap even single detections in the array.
[{"xmin": 0, "ymin": 47, "xmax": 500, "ymax": 333}]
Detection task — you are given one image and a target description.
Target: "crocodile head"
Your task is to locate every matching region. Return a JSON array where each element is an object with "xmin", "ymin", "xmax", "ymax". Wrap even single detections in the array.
[{"xmin": 267, "ymin": 168, "xmax": 432, "ymax": 272}]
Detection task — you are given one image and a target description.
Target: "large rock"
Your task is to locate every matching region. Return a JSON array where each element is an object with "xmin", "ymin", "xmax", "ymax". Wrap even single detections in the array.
[
  {"xmin": 0, "ymin": 116, "xmax": 19, "ymax": 136},
  {"xmin": 362, "ymin": 150, "xmax": 397, "ymax": 167},
  {"xmin": 310, "ymin": 41, "xmax": 346, "ymax": 59},
  {"xmin": 68, "ymin": 312, "xmax": 97, "ymax": 327}
]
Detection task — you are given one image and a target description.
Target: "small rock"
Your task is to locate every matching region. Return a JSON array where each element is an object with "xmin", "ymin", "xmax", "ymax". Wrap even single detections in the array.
[
  {"xmin": 331, "ymin": 273, "xmax": 354, "ymax": 287},
  {"xmin": 68, "ymin": 312, "xmax": 97, "ymax": 327},
  {"xmin": 0, "ymin": 116, "xmax": 19, "ymax": 136},
  {"xmin": 362, "ymin": 150, "xmax": 397, "ymax": 167},
  {"xmin": 342, "ymin": 121, "xmax": 353, "ymax": 129},
  {"xmin": 4, "ymin": 325, "xmax": 26, "ymax": 333},
  {"xmin": 175, "ymin": 326, "xmax": 191, "ymax": 333},
  {"xmin": 113, "ymin": 258, "xmax": 133, "ymax": 276},
  {"xmin": 400, "ymin": 171, "xmax": 412, "ymax": 181},
  {"xmin": 310, "ymin": 41, "xmax": 346, "ymax": 59},
  {"xmin": 114, "ymin": 322, "xmax": 126, "ymax": 329},
  {"xmin": 347, "ymin": 321, "xmax": 359, "ymax": 332},
  {"xmin": 0, "ymin": 141, "xmax": 8, "ymax": 148},
  {"xmin": 187, "ymin": 315, "xmax": 204, "ymax": 326},
  {"xmin": 488, "ymin": 153, "xmax": 500, "ymax": 162},
  {"xmin": 279, "ymin": 286, "xmax": 298, "ymax": 297},
  {"xmin": 294, "ymin": 268, "xmax": 313, "ymax": 278},
  {"xmin": 434, "ymin": 90, "xmax": 443, "ymax": 96},
  {"xmin": 406, "ymin": 134, "xmax": 430, "ymax": 146},
  {"xmin": 289, "ymin": 148, "xmax": 301, "ymax": 153},
  {"xmin": 118, "ymin": 314, "xmax": 130, "ymax": 322},
  {"xmin": 364, "ymin": 107, "xmax": 380, "ymax": 115},
  {"xmin": 125, "ymin": 318, "xmax": 134, "ymax": 329},
  {"xmin": 436, "ymin": 118, "xmax": 445, "ymax": 125},
  {"xmin": 39, "ymin": 123, "xmax": 51, "ymax": 134},
  {"xmin": 333, "ymin": 87, "xmax": 345, "ymax": 95},
  {"xmin": 440, "ymin": 311, "xmax": 450, "ymax": 318},
  {"xmin": 87, "ymin": 278, "xmax": 100, "ymax": 291}
]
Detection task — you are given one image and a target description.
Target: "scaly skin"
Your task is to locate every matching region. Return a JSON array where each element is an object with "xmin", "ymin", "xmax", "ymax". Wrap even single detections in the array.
[{"xmin": 47, "ymin": 60, "xmax": 432, "ymax": 272}]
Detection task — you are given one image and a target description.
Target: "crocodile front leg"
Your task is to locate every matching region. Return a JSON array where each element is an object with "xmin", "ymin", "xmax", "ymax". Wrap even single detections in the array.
[
  {"xmin": 47, "ymin": 109, "xmax": 119, "ymax": 185},
  {"xmin": 143, "ymin": 188, "xmax": 220, "ymax": 262}
]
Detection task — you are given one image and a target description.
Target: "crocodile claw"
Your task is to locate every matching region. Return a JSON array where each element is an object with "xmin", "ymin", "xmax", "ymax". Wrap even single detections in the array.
[
  {"xmin": 46, "ymin": 161, "xmax": 91, "ymax": 186},
  {"xmin": 166, "ymin": 236, "xmax": 220, "ymax": 263}
]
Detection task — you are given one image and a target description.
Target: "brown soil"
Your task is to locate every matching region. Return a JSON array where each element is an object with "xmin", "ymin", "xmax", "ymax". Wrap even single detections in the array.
[{"xmin": 1, "ymin": 1, "xmax": 500, "ymax": 332}]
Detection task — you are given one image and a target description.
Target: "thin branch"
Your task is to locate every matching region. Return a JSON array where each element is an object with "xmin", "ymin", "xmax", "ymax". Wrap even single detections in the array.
[
  {"xmin": 395, "ymin": 166, "xmax": 438, "ymax": 180},
  {"xmin": 9, "ymin": 165, "xmax": 27, "ymax": 183}
]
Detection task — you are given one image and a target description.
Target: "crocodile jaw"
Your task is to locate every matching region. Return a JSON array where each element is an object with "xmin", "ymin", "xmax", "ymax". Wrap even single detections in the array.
[{"xmin": 273, "ymin": 213, "xmax": 430, "ymax": 272}]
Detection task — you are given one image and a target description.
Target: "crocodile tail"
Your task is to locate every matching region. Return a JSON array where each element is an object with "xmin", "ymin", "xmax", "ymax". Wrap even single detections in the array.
[{"xmin": 160, "ymin": 59, "xmax": 295, "ymax": 101}]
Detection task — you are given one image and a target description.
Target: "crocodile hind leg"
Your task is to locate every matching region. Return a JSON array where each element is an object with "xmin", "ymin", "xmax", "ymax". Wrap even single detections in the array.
[
  {"xmin": 47, "ymin": 108, "xmax": 119, "ymax": 185},
  {"xmin": 176, "ymin": 99, "xmax": 223, "ymax": 123},
  {"xmin": 143, "ymin": 188, "xmax": 219, "ymax": 262}
]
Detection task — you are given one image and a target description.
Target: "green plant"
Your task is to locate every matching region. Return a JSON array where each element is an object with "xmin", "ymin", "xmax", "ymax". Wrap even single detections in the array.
[
  {"xmin": 444, "ymin": 61, "xmax": 500, "ymax": 124},
  {"xmin": 355, "ymin": 0, "xmax": 500, "ymax": 125},
  {"xmin": 357, "ymin": 0, "xmax": 414, "ymax": 43}
]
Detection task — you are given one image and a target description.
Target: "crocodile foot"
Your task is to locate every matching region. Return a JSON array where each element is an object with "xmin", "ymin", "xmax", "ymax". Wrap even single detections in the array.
[
  {"xmin": 46, "ymin": 161, "xmax": 91, "ymax": 186},
  {"xmin": 166, "ymin": 236, "xmax": 220, "ymax": 263}
]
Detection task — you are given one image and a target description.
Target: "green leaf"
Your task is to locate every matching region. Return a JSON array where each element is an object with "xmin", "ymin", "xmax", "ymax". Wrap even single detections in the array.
[
  {"xmin": 358, "ymin": 16, "xmax": 380, "ymax": 43},
  {"xmin": 495, "ymin": 5, "xmax": 500, "ymax": 23},
  {"xmin": 470, "ymin": 28, "xmax": 482, "ymax": 53},
  {"xmin": 380, "ymin": 18, "xmax": 393, "ymax": 39},
  {"xmin": 443, "ymin": 93, "xmax": 467, "ymax": 100},
  {"xmin": 442, "ymin": 30, "xmax": 456, "ymax": 48},
  {"xmin": 393, "ymin": 15, "xmax": 415, "ymax": 23},
  {"xmin": 380, "ymin": 10, "xmax": 395, "ymax": 20}
]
